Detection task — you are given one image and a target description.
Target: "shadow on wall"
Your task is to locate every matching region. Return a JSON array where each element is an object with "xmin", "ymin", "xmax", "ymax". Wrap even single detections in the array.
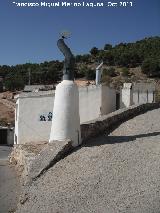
[{"xmin": 84, "ymin": 131, "xmax": 160, "ymax": 147}]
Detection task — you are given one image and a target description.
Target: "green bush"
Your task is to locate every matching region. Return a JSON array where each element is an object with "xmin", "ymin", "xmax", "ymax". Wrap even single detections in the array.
[
  {"xmin": 103, "ymin": 67, "xmax": 116, "ymax": 77},
  {"xmin": 5, "ymin": 74, "xmax": 25, "ymax": 91},
  {"xmin": 75, "ymin": 54, "xmax": 91, "ymax": 63},
  {"xmin": 78, "ymin": 65, "xmax": 88, "ymax": 76},
  {"xmin": 77, "ymin": 66, "xmax": 95, "ymax": 80},
  {"xmin": 85, "ymin": 68, "xmax": 96, "ymax": 80},
  {"xmin": 121, "ymin": 67, "xmax": 129, "ymax": 76},
  {"xmin": 142, "ymin": 58, "xmax": 160, "ymax": 77}
]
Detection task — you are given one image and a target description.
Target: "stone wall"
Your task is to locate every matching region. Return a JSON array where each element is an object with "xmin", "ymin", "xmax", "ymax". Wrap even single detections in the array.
[
  {"xmin": 10, "ymin": 142, "xmax": 48, "ymax": 182},
  {"xmin": 10, "ymin": 140, "xmax": 73, "ymax": 184},
  {"xmin": 81, "ymin": 103, "xmax": 160, "ymax": 142}
]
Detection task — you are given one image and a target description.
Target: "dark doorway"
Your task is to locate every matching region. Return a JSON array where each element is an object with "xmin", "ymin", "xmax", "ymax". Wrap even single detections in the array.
[
  {"xmin": 116, "ymin": 93, "xmax": 120, "ymax": 110},
  {"xmin": 0, "ymin": 129, "xmax": 7, "ymax": 144}
]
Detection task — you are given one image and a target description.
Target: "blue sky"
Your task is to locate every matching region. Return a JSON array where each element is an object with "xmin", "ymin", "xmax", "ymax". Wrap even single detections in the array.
[{"xmin": 0, "ymin": 0, "xmax": 159, "ymax": 65}]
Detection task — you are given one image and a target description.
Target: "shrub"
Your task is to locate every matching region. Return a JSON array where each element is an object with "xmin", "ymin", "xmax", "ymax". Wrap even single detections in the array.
[
  {"xmin": 85, "ymin": 68, "xmax": 96, "ymax": 80},
  {"xmin": 101, "ymin": 75, "xmax": 111, "ymax": 86},
  {"xmin": 5, "ymin": 74, "xmax": 25, "ymax": 91},
  {"xmin": 142, "ymin": 58, "xmax": 160, "ymax": 77},
  {"xmin": 121, "ymin": 67, "xmax": 129, "ymax": 76},
  {"xmin": 103, "ymin": 67, "xmax": 116, "ymax": 77}
]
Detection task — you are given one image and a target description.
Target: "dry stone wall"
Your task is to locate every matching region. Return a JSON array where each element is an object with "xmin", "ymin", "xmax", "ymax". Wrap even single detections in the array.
[
  {"xmin": 81, "ymin": 103, "xmax": 160, "ymax": 142},
  {"xmin": 10, "ymin": 140, "xmax": 73, "ymax": 184}
]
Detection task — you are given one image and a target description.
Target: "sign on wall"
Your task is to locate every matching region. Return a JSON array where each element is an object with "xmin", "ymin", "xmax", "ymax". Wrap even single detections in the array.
[{"xmin": 39, "ymin": 112, "xmax": 53, "ymax": 121}]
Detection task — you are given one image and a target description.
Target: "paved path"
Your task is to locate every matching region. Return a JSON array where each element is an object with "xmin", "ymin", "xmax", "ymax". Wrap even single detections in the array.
[
  {"xmin": 17, "ymin": 108, "xmax": 160, "ymax": 213},
  {"xmin": 0, "ymin": 146, "xmax": 20, "ymax": 213}
]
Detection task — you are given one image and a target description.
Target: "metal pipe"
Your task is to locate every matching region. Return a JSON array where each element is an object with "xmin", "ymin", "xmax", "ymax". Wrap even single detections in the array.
[
  {"xmin": 95, "ymin": 62, "xmax": 103, "ymax": 85},
  {"xmin": 57, "ymin": 38, "xmax": 75, "ymax": 81}
]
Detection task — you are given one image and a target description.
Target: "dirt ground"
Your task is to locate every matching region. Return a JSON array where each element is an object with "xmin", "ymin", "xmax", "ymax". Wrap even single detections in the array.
[{"xmin": 0, "ymin": 102, "xmax": 14, "ymax": 126}]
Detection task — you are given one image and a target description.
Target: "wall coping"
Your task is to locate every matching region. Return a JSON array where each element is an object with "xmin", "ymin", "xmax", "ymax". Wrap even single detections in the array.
[{"xmin": 81, "ymin": 103, "xmax": 160, "ymax": 142}]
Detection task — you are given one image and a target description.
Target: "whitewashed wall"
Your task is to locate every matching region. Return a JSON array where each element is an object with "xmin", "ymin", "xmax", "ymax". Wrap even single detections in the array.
[
  {"xmin": 79, "ymin": 86, "xmax": 101, "ymax": 123},
  {"xmin": 15, "ymin": 92, "xmax": 54, "ymax": 144},
  {"xmin": 101, "ymin": 86, "xmax": 116, "ymax": 115},
  {"xmin": 148, "ymin": 92, "xmax": 154, "ymax": 103},
  {"xmin": 121, "ymin": 83, "xmax": 133, "ymax": 108},
  {"xmin": 133, "ymin": 91, "xmax": 139, "ymax": 105},
  {"xmin": 79, "ymin": 85, "xmax": 116, "ymax": 123},
  {"xmin": 121, "ymin": 83, "xmax": 155, "ymax": 108},
  {"xmin": 15, "ymin": 85, "xmax": 116, "ymax": 144},
  {"xmin": 133, "ymin": 91, "xmax": 154, "ymax": 104}
]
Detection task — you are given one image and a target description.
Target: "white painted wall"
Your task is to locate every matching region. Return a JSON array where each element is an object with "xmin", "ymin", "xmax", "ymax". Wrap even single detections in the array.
[
  {"xmin": 79, "ymin": 85, "xmax": 116, "ymax": 123},
  {"xmin": 101, "ymin": 86, "xmax": 116, "ymax": 114},
  {"xmin": 148, "ymin": 92, "xmax": 154, "ymax": 103},
  {"xmin": 14, "ymin": 103, "xmax": 18, "ymax": 144},
  {"xmin": 79, "ymin": 86, "xmax": 102, "ymax": 123},
  {"xmin": 133, "ymin": 91, "xmax": 139, "ymax": 105},
  {"xmin": 133, "ymin": 91, "xmax": 154, "ymax": 104},
  {"xmin": 15, "ymin": 85, "xmax": 116, "ymax": 144},
  {"xmin": 139, "ymin": 92, "xmax": 148, "ymax": 103},
  {"xmin": 121, "ymin": 83, "xmax": 133, "ymax": 108},
  {"xmin": 121, "ymin": 83, "xmax": 155, "ymax": 107},
  {"xmin": 15, "ymin": 93, "xmax": 54, "ymax": 144}
]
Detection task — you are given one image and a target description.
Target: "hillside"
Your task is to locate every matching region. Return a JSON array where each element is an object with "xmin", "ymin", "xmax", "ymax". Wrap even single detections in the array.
[
  {"xmin": 0, "ymin": 36, "xmax": 159, "ymax": 91},
  {"xmin": 0, "ymin": 102, "xmax": 14, "ymax": 126},
  {"xmin": 0, "ymin": 92, "xmax": 15, "ymax": 126}
]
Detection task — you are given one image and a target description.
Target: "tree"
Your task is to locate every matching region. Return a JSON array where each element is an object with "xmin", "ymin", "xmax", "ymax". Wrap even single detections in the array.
[
  {"xmin": 103, "ymin": 68, "xmax": 116, "ymax": 77},
  {"xmin": 75, "ymin": 54, "xmax": 91, "ymax": 63},
  {"xmin": 0, "ymin": 65, "xmax": 11, "ymax": 78},
  {"xmin": 5, "ymin": 74, "xmax": 25, "ymax": 91},
  {"xmin": 104, "ymin": 44, "xmax": 112, "ymax": 51},
  {"xmin": 85, "ymin": 68, "xmax": 95, "ymax": 80},
  {"xmin": 142, "ymin": 59, "xmax": 160, "ymax": 77},
  {"xmin": 90, "ymin": 47, "xmax": 99, "ymax": 56},
  {"xmin": 78, "ymin": 65, "xmax": 87, "ymax": 77},
  {"xmin": 103, "ymin": 52, "xmax": 114, "ymax": 65}
]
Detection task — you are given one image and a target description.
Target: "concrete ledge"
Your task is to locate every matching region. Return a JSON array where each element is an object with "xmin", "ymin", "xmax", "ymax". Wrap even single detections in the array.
[
  {"xmin": 10, "ymin": 140, "xmax": 73, "ymax": 184},
  {"xmin": 27, "ymin": 140, "xmax": 73, "ymax": 182},
  {"xmin": 81, "ymin": 103, "xmax": 160, "ymax": 142},
  {"xmin": 10, "ymin": 142, "xmax": 47, "ymax": 179}
]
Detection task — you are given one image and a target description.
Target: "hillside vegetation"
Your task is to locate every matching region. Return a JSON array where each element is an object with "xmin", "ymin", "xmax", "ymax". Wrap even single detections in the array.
[{"xmin": 0, "ymin": 36, "xmax": 160, "ymax": 91}]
